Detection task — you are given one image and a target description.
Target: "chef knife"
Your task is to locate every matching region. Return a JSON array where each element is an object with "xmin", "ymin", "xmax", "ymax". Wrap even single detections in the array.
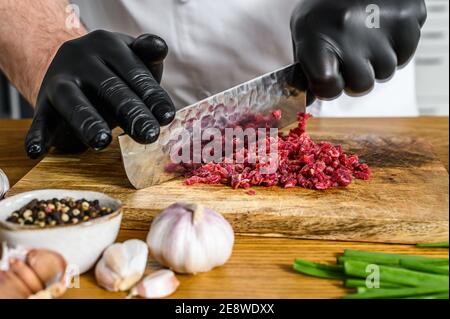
[{"xmin": 119, "ymin": 63, "xmax": 306, "ymax": 189}]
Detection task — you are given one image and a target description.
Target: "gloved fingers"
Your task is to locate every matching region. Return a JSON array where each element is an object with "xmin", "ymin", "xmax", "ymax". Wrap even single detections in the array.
[
  {"xmin": 93, "ymin": 64, "xmax": 161, "ymax": 144},
  {"xmin": 51, "ymin": 123, "xmax": 90, "ymax": 154},
  {"xmin": 105, "ymin": 38, "xmax": 175, "ymax": 126},
  {"xmin": 104, "ymin": 57, "xmax": 175, "ymax": 127},
  {"xmin": 131, "ymin": 34, "xmax": 168, "ymax": 84},
  {"xmin": 143, "ymin": 61, "xmax": 164, "ymax": 85},
  {"xmin": 411, "ymin": 0, "xmax": 428, "ymax": 27},
  {"xmin": 47, "ymin": 79, "xmax": 112, "ymax": 150},
  {"xmin": 25, "ymin": 103, "xmax": 54, "ymax": 159},
  {"xmin": 114, "ymin": 32, "xmax": 167, "ymax": 84},
  {"xmin": 112, "ymin": 32, "xmax": 135, "ymax": 45},
  {"xmin": 294, "ymin": 41, "xmax": 345, "ymax": 100},
  {"xmin": 341, "ymin": 57, "xmax": 376, "ymax": 96},
  {"xmin": 370, "ymin": 42, "xmax": 398, "ymax": 81},
  {"xmin": 391, "ymin": 20, "xmax": 422, "ymax": 67}
]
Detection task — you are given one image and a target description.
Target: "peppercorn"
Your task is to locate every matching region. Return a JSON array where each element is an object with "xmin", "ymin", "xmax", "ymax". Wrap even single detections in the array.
[
  {"xmin": 6, "ymin": 216, "xmax": 18, "ymax": 223},
  {"xmin": 23, "ymin": 210, "xmax": 32, "ymax": 219},
  {"xmin": 72, "ymin": 209, "xmax": 81, "ymax": 216},
  {"xmin": 5, "ymin": 198, "xmax": 114, "ymax": 227},
  {"xmin": 81, "ymin": 201, "xmax": 90, "ymax": 211}
]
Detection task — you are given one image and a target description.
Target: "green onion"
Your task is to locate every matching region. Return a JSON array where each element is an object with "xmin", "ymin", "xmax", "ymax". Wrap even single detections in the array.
[
  {"xmin": 344, "ymin": 286, "xmax": 449, "ymax": 299},
  {"xmin": 338, "ymin": 256, "xmax": 399, "ymax": 266},
  {"xmin": 343, "ymin": 249, "xmax": 449, "ymax": 265},
  {"xmin": 344, "ymin": 279, "xmax": 403, "ymax": 289},
  {"xmin": 400, "ymin": 259, "xmax": 449, "ymax": 275},
  {"xmin": 295, "ymin": 249, "xmax": 449, "ymax": 299},
  {"xmin": 295, "ymin": 258, "xmax": 344, "ymax": 272},
  {"xmin": 293, "ymin": 260, "xmax": 346, "ymax": 280},
  {"xmin": 344, "ymin": 260, "xmax": 449, "ymax": 287},
  {"xmin": 416, "ymin": 242, "xmax": 449, "ymax": 248}
]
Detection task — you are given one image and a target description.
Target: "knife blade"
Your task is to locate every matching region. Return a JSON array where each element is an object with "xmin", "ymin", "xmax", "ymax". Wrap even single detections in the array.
[{"xmin": 119, "ymin": 63, "xmax": 306, "ymax": 189}]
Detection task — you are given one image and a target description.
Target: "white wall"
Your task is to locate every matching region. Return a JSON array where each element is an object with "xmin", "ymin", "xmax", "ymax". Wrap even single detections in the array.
[{"xmin": 416, "ymin": 0, "xmax": 449, "ymax": 115}]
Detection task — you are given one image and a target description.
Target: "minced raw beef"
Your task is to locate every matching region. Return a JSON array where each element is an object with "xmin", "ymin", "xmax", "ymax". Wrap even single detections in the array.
[{"xmin": 183, "ymin": 112, "xmax": 371, "ymax": 190}]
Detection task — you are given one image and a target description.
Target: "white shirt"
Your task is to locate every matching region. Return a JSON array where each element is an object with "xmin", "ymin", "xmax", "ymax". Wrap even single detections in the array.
[{"xmin": 72, "ymin": 0, "xmax": 419, "ymax": 117}]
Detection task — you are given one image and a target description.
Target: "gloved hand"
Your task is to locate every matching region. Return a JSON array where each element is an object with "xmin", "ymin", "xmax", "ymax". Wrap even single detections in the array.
[
  {"xmin": 25, "ymin": 30, "xmax": 176, "ymax": 159},
  {"xmin": 291, "ymin": 0, "xmax": 427, "ymax": 104}
]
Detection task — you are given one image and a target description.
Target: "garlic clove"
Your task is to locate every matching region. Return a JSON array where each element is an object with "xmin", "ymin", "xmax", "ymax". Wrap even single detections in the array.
[
  {"xmin": 95, "ymin": 258, "xmax": 122, "ymax": 292},
  {"xmin": 0, "ymin": 244, "xmax": 68, "ymax": 299},
  {"xmin": 25, "ymin": 249, "xmax": 68, "ymax": 299},
  {"xmin": 129, "ymin": 269, "xmax": 179, "ymax": 299},
  {"xmin": 95, "ymin": 257, "xmax": 143, "ymax": 292},
  {"xmin": 28, "ymin": 290, "xmax": 54, "ymax": 299},
  {"xmin": 101, "ymin": 243, "xmax": 128, "ymax": 276},
  {"xmin": 0, "ymin": 270, "xmax": 33, "ymax": 299},
  {"xmin": 95, "ymin": 239, "xmax": 148, "ymax": 292},
  {"xmin": 9, "ymin": 258, "xmax": 44, "ymax": 293},
  {"xmin": 28, "ymin": 280, "xmax": 68, "ymax": 299},
  {"xmin": 106, "ymin": 239, "xmax": 148, "ymax": 278},
  {"xmin": 26, "ymin": 249, "xmax": 67, "ymax": 287}
]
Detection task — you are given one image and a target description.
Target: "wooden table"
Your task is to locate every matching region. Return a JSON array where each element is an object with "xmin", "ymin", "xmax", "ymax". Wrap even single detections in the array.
[{"xmin": 0, "ymin": 117, "xmax": 448, "ymax": 299}]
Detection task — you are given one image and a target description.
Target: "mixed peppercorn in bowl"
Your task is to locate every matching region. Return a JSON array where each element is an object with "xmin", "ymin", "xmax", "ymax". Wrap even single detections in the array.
[
  {"xmin": 6, "ymin": 198, "xmax": 115, "ymax": 228},
  {"xmin": 0, "ymin": 189, "xmax": 122, "ymax": 273}
]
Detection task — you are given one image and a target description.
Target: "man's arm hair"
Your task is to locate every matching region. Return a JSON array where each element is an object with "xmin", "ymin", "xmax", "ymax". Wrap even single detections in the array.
[{"xmin": 0, "ymin": 0, "xmax": 87, "ymax": 106}]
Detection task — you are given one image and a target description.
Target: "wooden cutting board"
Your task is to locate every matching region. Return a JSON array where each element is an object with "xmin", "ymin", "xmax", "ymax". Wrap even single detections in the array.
[{"xmin": 8, "ymin": 127, "xmax": 449, "ymax": 244}]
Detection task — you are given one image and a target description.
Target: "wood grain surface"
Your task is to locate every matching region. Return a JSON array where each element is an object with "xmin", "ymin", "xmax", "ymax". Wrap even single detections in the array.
[
  {"xmin": 0, "ymin": 120, "xmax": 39, "ymax": 185},
  {"xmin": 64, "ymin": 230, "xmax": 449, "ymax": 299},
  {"xmin": 8, "ymin": 123, "xmax": 449, "ymax": 244},
  {"xmin": 1, "ymin": 117, "xmax": 449, "ymax": 299}
]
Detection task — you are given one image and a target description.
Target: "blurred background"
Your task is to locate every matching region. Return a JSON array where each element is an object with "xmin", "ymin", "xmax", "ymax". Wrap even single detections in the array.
[{"xmin": 0, "ymin": 0, "xmax": 448, "ymax": 119}]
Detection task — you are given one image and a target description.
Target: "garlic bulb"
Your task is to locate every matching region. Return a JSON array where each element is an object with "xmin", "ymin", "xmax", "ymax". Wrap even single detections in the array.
[
  {"xmin": 0, "ymin": 169, "xmax": 9, "ymax": 199},
  {"xmin": 95, "ymin": 239, "xmax": 148, "ymax": 292},
  {"xmin": 0, "ymin": 243, "xmax": 68, "ymax": 299},
  {"xmin": 129, "ymin": 269, "xmax": 179, "ymax": 299},
  {"xmin": 146, "ymin": 203, "xmax": 234, "ymax": 274}
]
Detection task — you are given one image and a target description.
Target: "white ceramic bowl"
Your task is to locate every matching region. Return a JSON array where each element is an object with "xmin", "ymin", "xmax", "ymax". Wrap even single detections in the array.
[
  {"xmin": 0, "ymin": 190, "xmax": 122, "ymax": 274},
  {"xmin": 0, "ymin": 169, "xmax": 9, "ymax": 199}
]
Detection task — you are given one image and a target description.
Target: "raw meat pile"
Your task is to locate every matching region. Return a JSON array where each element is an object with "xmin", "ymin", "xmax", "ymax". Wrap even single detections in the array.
[{"xmin": 183, "ymin": 112, "xmax": 371, "ymax": 190}]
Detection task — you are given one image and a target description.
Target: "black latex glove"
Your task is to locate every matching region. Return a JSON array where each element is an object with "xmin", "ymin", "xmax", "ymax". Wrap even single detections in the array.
[
  {"xmin": 25, "ymin": 30, "xmax": 176, "ymax": 159},
  {"xmin": 291, "ymin": 0, "xmax": 427, "ymax": 105}
]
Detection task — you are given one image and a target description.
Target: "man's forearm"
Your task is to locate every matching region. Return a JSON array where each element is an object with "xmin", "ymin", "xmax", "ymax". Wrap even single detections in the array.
[{"xmin": 0, "ymin": 0, "xmax": 86, "ymax": 106}]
